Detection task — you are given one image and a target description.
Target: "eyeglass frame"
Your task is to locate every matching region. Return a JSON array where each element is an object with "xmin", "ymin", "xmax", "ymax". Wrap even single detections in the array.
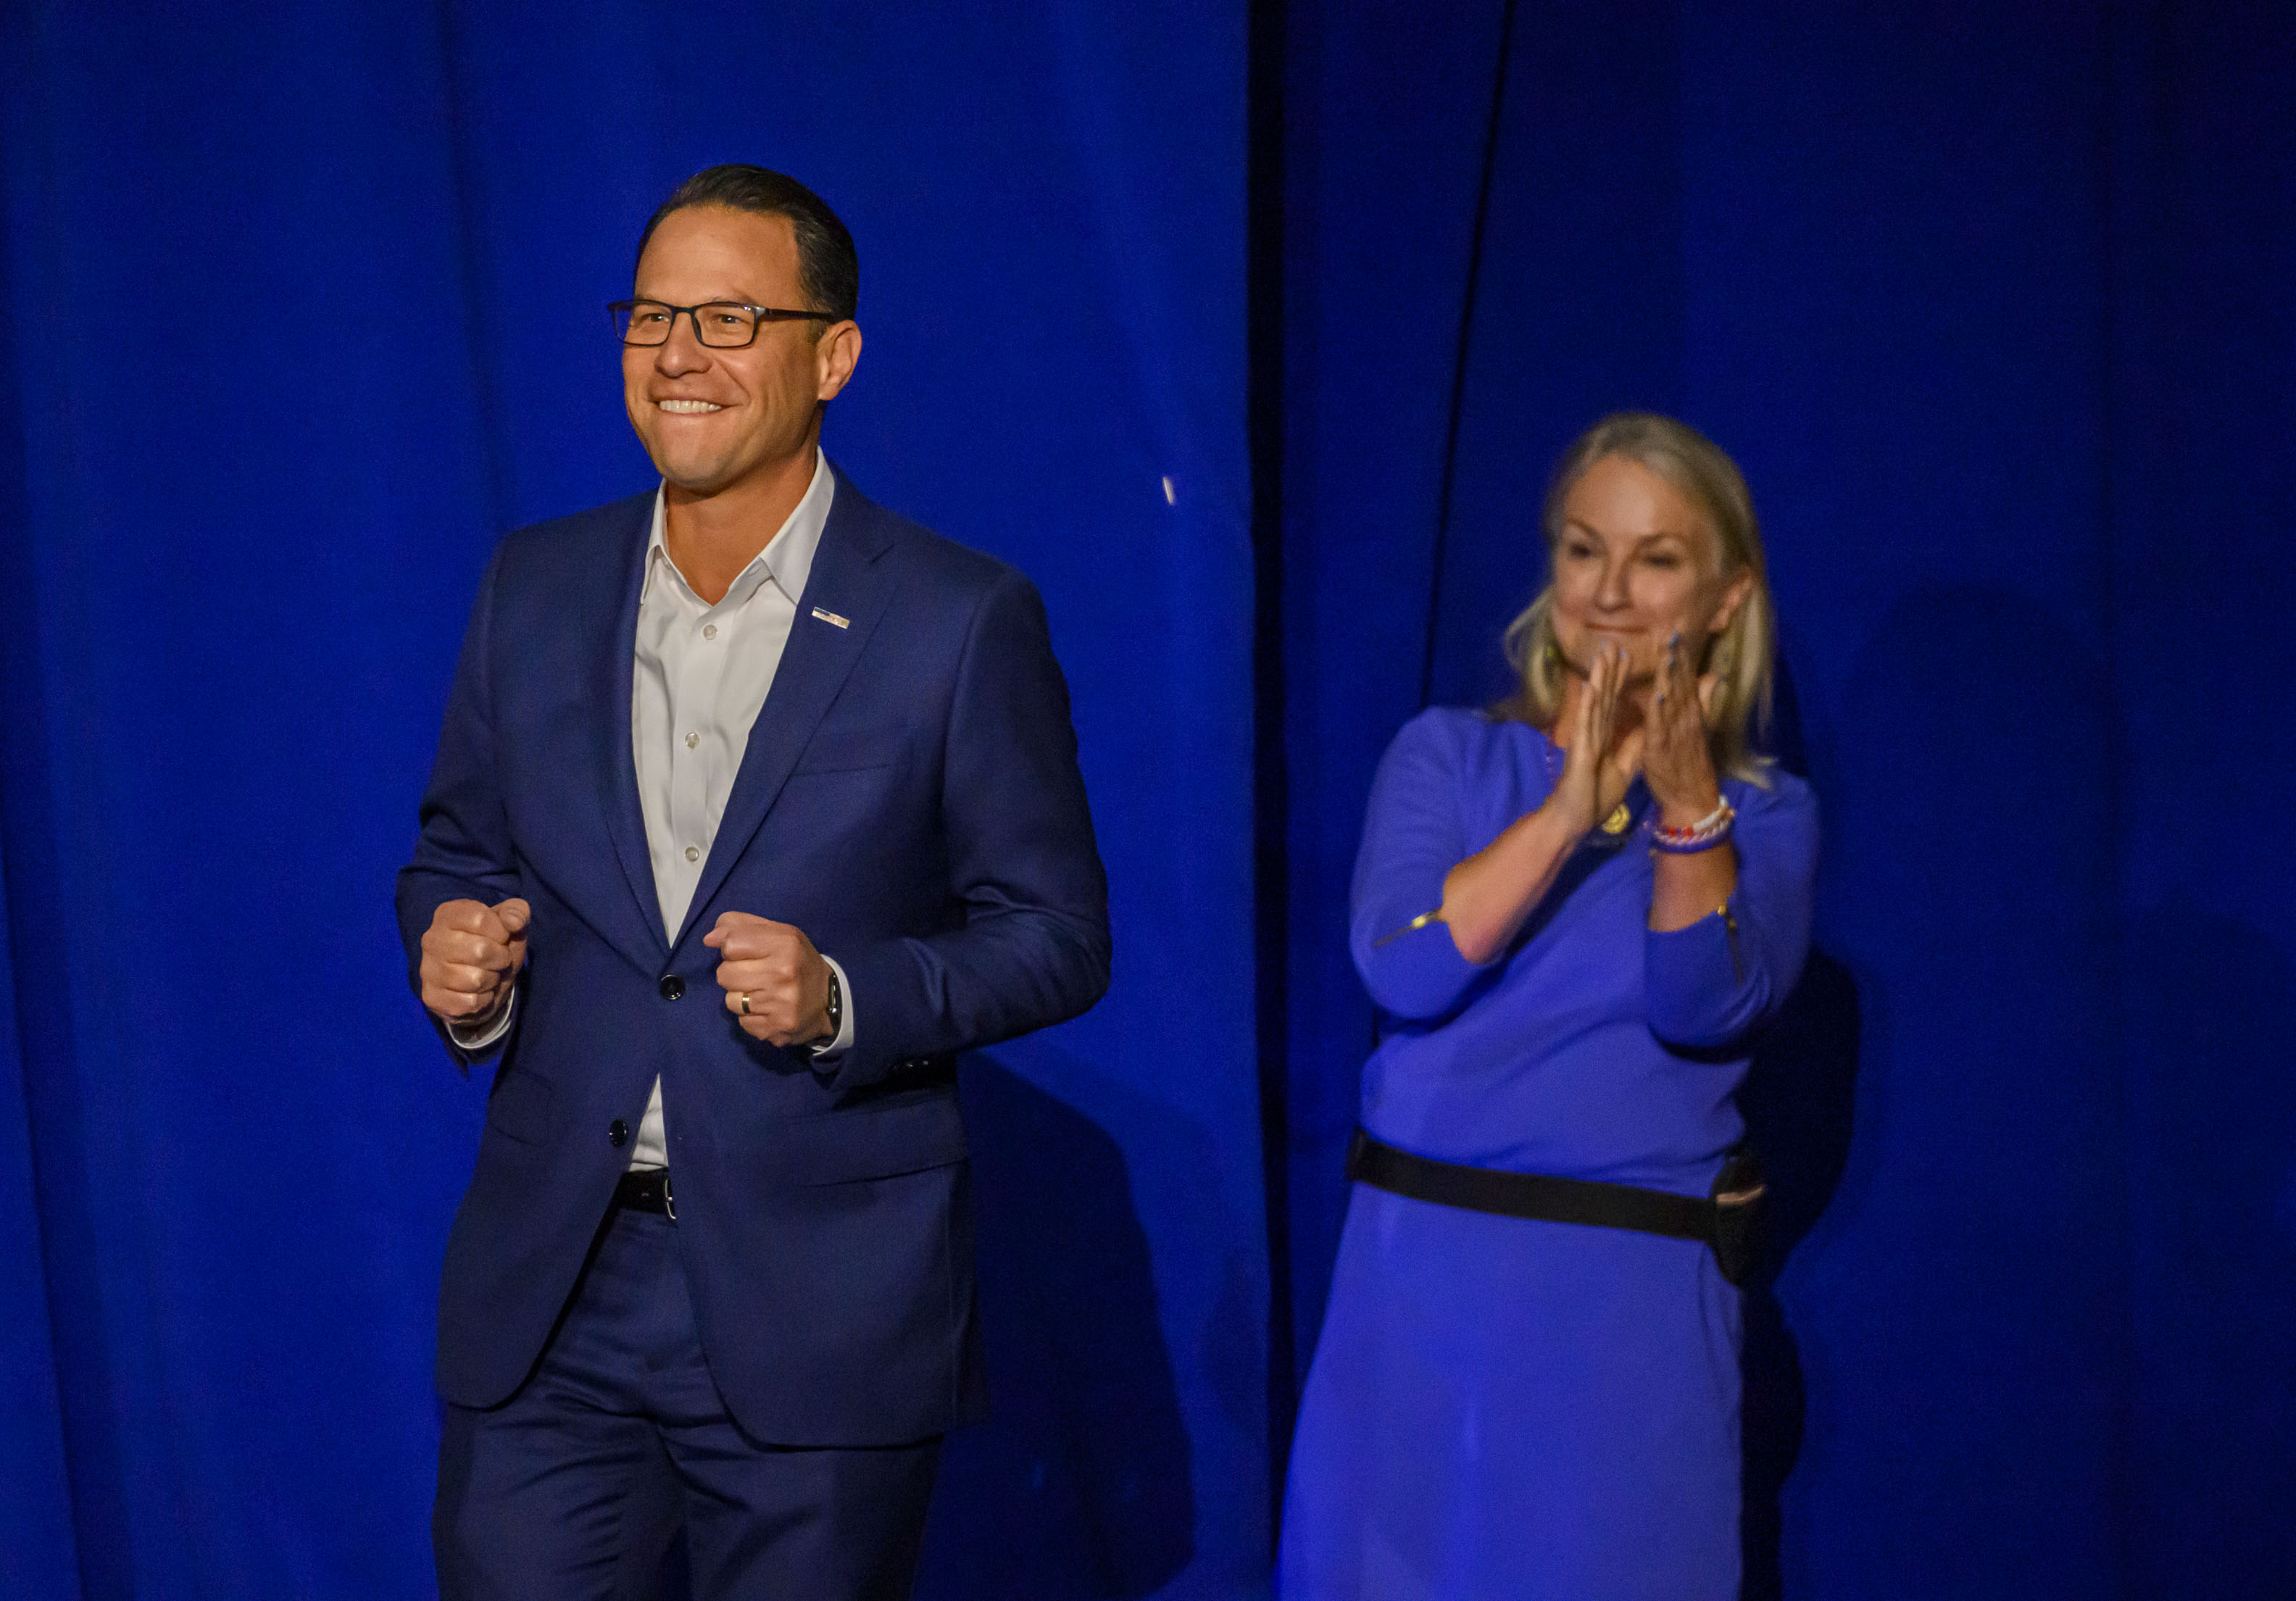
[{"xmin": 607, "ymin": 298, "xmax": 832, "ymax": 349}]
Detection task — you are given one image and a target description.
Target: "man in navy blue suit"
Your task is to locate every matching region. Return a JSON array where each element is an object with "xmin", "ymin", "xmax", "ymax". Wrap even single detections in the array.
[{"xmin": 396, "ymin": 165, "xmax": 1110, "ymax": 1600}]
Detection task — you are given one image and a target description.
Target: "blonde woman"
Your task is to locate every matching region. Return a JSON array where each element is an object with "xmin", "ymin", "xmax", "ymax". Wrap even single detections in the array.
[{"xmin": 1281, "ymin": 414, "xmax": 1818, "ymax": 1599}]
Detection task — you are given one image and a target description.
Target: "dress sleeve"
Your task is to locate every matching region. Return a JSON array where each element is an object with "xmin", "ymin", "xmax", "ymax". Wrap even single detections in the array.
[
  {"xmin": 1349, "ymin": 712, "xmax": 1498, "ymax": 1021},
  {"xmin": 1643, "ymin": 773, "xmax": 1818, "ymax": 1047}
]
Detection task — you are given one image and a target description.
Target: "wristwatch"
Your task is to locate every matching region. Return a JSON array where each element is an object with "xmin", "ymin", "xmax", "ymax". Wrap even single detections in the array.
[{"xmin": 815, "ymin": 965, "xmax": 843, "ymax": 1049}]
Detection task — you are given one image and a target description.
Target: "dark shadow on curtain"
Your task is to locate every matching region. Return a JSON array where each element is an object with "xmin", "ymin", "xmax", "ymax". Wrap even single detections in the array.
[
  {"xmin": 1736, "ymin": 949, "xmax": 1861, "ymax": 1601},
  {"xmin": 2124, "ymin": 905, "xmax": 2296, "ymax": 1595},
  {"xmin": 913, "ymin": 1051, "xmax": 1195, "ymax": 1598},
  {"xmin": 1774, "ymin": 586, "xmax": 2120, "ymax": 1591},
  {"xmin": 0, "ymin": 200, "xmax": 130, "ymax": 1593},
  {"xmin": 1734, "ymin": 649, "xmax": 1861, "ymax": 1601},
  {"xmin": 653, "ymin": 1052, "xmax": 1195, "ymax": 1600}
]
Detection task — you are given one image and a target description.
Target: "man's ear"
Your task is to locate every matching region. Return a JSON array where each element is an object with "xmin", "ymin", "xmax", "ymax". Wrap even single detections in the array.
[{"xmin": 816, "ymin": 320, "xmax": 863, "ymax": 402}]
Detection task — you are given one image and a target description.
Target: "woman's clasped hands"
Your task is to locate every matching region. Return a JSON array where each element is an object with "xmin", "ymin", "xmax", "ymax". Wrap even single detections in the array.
[
  {"xmin": 1548, "ymin": 639, "xmax": 1642, "ymax": 838},
  {"xmin": 1547, "ymin": 633, "xmax": 1724, "ymax": 841},
  {"xmin": 1639, "ymin": 631, "xmax": 1725, "ymax": 827}
]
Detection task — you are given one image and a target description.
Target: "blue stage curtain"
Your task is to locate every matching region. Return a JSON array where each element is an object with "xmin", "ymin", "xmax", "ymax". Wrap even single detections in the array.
[
  {"xmin": 0, "ymin": 2, "xmax": 1260, "ymax": 1597},
  {"xmin": 9, "ymin": 0, "xmax": 2292, "ymax": 1596},
  {"xmin": 1278, "ymin": 1, "xmax": 2295, "ymax": 1594}
]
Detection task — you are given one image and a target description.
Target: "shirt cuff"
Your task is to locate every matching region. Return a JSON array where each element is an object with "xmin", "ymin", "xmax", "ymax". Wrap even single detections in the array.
[
  {"xmin": 810, "ymin": 955, "xmax": 856, "ymax": 1060},
  {"xmin": 445, "ymin": 991, "xmax": 515, "ymax": 1052}
]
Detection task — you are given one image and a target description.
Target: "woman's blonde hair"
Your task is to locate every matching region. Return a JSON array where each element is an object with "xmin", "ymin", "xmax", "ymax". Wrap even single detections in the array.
[{"xmin": 1495, "ymin": 412, "xmax": 1776, "ymax": 783}]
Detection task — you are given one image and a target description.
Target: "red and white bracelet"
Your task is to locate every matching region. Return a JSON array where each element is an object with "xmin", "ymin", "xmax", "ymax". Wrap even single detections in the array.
[{"xmin": 1651, "ymin": 799, "xmax": 1736, "ymax": 855}]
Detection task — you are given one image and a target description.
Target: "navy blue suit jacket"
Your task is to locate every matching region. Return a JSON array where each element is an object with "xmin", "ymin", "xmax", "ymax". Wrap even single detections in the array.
[{"xmin": 396, "ymin": 465, "xmax": 1110, "ymax": 1445}]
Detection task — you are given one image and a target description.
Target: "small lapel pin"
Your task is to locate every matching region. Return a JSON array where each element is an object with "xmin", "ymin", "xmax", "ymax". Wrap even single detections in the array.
[{"xmin": 810, "ymin": 607, "xmax": 849, "ymax": 630}]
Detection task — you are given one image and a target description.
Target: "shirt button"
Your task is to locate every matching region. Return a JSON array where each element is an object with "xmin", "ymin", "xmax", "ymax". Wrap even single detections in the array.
[
  {"xmin": 684, "ymin": 845, "xmax": 699, "ymax": 862},
  {"xmin": 702, "ymin": 623, "xmax": 718, "ymax": 640},
  {"xmin": 658, "ymin": 975, "xmax": 685, "ymax": 1001},
  {"xmin": 686, "ymin": 731, "xmax": 699, "ymax": 749},
  {"xmin": 608, "ymin": 1119, "xmax": 629, "ymax": 1148}
]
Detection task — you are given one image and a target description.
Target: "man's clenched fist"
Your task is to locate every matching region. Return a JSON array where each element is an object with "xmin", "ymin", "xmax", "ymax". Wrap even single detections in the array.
[
  {"xmin": 420, "ymin": 897, "xmax": 531, "ymax": 1030},
  {"xmin": 705, "ymin": 911, "xmax": 833, "ymax": 1049}
]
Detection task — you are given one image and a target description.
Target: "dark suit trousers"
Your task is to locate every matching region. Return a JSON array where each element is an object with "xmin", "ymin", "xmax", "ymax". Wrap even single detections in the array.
[{"xmin": 433, "ymin": 1203, "xmax": 941, "ymax": 1601}]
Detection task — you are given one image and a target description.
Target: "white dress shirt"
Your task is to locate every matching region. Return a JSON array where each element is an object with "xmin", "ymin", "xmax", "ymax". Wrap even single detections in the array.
[{"xmin": 452, "ymin": 449, "xmax": 854, "ymax": 1171}]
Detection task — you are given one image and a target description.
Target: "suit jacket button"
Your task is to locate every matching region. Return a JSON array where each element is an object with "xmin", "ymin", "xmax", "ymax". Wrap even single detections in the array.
[
  {"xmin": 658, "ymin": 975, "xmax": 685, "ymax": 1001},
  {"xmin": 608, "ymin": 1119, "xmax": 629, "ymax": 1148}
]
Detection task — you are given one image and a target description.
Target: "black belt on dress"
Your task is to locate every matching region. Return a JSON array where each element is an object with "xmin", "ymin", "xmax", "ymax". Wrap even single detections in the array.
[
  {"xmin": 614, "ymin": 1168, "xmax": 675, "ymax": 1219},
  {"xmin": 1345, "ymin": 1128, "xmax": 1763, "ymax": 1286}
]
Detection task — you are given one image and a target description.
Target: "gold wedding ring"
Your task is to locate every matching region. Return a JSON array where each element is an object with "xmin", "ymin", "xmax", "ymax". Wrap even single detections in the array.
[{"xmin": 738, "ymin": 991, "xmax": 752, "ymax": 1015}]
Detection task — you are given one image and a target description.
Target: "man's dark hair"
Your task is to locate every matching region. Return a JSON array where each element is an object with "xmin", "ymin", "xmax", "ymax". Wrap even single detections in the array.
[{"xmin": 635, "ymin": 165, "xmax": 859, "ymax": 324}]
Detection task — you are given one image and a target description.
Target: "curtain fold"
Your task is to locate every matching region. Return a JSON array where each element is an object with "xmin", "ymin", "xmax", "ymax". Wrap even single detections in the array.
[
  {"xmin": 1278, "ymin": 1, "xmax": 2296, "ymax": 1594},
  {"xmin": 6, "ymin": 0, "xmax": 2290, "ymax": 1594},
  {"xmin": 2, "ymin": 3, "xmax": 1260, "ymax": 1596}
]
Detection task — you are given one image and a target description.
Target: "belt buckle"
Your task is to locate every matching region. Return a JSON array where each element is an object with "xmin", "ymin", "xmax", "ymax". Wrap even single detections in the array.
[{"xmin": 659, "ymin": 1171, "xmax": 675, "ymax": 1223}]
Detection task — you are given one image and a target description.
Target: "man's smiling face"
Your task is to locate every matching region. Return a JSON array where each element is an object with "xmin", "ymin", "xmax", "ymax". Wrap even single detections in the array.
[{"xmin": 621, "ymin": 204, "xmax": 849, "ymax": 497}]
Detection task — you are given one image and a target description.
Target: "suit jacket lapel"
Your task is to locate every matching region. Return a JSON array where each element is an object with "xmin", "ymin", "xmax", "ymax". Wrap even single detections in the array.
[
  {"xmin": 670, "ymin": 470, "xmax": 897, "ymax": 954},
  {"xmin": 589, "ymin": 497, "xmax": 673, "ymax": 962}
]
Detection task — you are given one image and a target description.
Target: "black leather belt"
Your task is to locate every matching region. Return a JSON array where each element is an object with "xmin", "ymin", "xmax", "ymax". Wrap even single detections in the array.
[
  {"xmin": 614, "ymin": 1168, "xmax": 675, "ymax": 1220},
  {"xmin": 1346, "ymin": 1128, "xmax": 1764, "ymax": 1285}
]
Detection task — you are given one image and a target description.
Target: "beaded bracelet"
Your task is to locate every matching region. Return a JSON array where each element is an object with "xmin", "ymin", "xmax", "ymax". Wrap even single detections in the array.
[{"xmin": 1651, "ymin": 799, "xmax": 1736, "ymax": 855}]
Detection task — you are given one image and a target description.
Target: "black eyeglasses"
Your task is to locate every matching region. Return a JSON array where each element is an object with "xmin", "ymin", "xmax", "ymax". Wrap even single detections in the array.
[{"xmin": 607, "ymin": 299, "xmax": 827, "ymax": 348}]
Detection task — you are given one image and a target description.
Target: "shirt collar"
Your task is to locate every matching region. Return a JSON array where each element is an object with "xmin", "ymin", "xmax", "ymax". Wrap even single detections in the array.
[{"xmin": 641, "ymin": 448, "xmax": 836, "ymax": 609}]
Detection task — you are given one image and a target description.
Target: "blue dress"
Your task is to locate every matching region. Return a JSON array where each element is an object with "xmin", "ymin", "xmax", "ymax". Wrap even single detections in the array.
[{"xmin": 1281, "ymin": 708, "xmax": 1818, "ymax": 1600}]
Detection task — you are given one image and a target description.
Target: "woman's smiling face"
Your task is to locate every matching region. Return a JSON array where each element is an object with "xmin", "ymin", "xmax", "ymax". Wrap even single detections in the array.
[{"xmin": 1547, "ymin": 452, "xmax": 1750, "ymax": 686}]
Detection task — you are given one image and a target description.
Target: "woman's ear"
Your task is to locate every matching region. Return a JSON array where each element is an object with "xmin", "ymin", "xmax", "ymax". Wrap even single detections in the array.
[{"xmin": 1708, "ymin": 568, "xmax": 1755, "ymax": 641}]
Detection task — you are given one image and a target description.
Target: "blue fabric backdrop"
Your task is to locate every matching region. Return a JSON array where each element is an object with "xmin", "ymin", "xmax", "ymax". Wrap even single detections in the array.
[
  {"xmin": 1, "ymin": 2, "xmax": 1260, "ymax": 1597},
  {"xmin": 1277, "ymin": 1, "xmax": 2295, "ymax": 1596},
  {"xmin": 6, "ymin": 0, "xmax": 2292, "ymax": 1597}
]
